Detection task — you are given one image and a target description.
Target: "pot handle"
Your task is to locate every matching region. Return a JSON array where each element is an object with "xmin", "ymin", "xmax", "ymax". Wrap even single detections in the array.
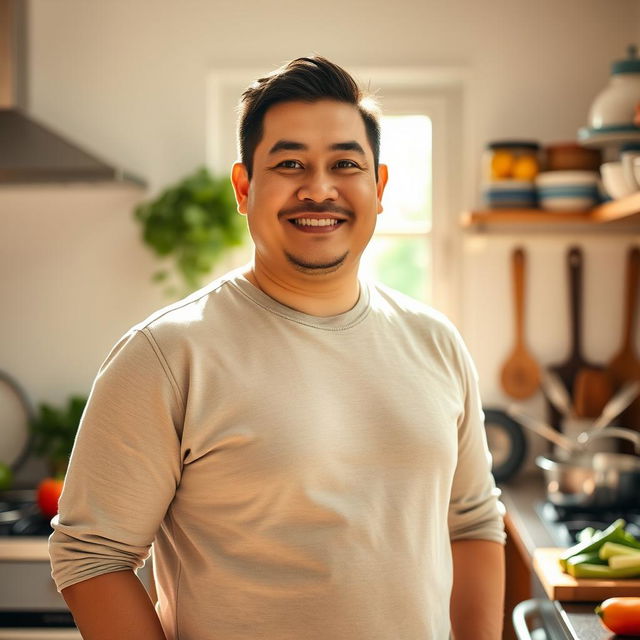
[
  {"xmin": 577, "ymin": 426, "xmax": 640, "ymax": 453},
  {"xmin": 512, "ymin": 599, "xmax": 538, "ymax": 640},
  {"xmin": 512, "ymin": 599, "xmax": 567, "ymax": 640}
]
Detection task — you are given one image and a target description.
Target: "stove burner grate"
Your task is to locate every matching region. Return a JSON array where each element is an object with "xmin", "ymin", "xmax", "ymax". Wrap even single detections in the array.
[
  {"xmin": 536, "ymin": 501, "xmax": 640, "ymax": 547},
  {"xmin": 0, "ymin": 493, "xmax": 53, "ymax": 537}
]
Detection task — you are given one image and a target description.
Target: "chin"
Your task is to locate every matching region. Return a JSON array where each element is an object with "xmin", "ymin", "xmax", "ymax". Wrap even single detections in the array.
[{"xmin": 285, "ymin": 250, "xmax": 349, "ymax": 275}]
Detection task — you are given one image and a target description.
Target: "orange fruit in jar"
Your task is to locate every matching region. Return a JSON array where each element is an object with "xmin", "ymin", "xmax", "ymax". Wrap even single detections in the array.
[
  {"xmin": 491, "ymin": 151, "xmax": 515, "ymax": 179},
  {"xmin": 513, "ymin": 155, "xmax": 539, "ymax": 180}
]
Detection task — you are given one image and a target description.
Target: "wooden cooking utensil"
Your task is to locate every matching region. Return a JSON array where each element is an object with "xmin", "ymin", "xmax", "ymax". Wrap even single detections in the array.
[
  {"xmin": 500, "ymin": 247, "xmax": 540, "ymax": 399},
  {"xmin": 605, "ymin": 246, "xmax": 640, "ymax": 431},
  {"xmin": 547, "ymin": 247, "xmax": 603, "ymax": 430},
  {"xmin": 572, "ymin": 368, "xmax": 614, "ymax": 418}
]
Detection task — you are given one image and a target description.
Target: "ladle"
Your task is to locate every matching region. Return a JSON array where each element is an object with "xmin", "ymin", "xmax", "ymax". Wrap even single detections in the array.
[
  {"xmin": 507, "ymin": 404, "xmax": 574, "ymax": 452},
  {"xmin": 590, "ymin": 380, "xmax": 640, "ymax": 432}
]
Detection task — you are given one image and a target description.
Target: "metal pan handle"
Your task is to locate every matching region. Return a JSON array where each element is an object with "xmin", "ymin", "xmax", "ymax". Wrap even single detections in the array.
[
  {"xmin": 577, "ymin": 426, "xmax": 640, "ymax": 454},
  {"xmin": 512, "ymin": 599, "xmax": 540, "ymax": 640},
  {"xmin": 512, "ymin": 599, "xmax": 570, "ymax": 640}
]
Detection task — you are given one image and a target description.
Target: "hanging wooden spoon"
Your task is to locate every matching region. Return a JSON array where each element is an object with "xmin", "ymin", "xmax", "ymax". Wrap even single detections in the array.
[
  {"xmin": 500, "ymin": 247, "xmax": 540, "ymax": 399},
  {"xmin": 605, "ymin": 246, "xmax": 640, "ymax": 431}
]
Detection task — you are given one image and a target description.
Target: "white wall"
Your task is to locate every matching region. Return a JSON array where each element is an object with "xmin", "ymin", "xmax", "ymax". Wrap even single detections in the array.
[
  {"xmin": 2, "ymin": 0, "xmax": 639, "ymax": 481},
  {"xmin": 27, "ymin": 0, "xmax": 639, "ymax": 193},
  {"xmin": 0, "ymin": 182, "xmax": 248, "ymax": 484}
]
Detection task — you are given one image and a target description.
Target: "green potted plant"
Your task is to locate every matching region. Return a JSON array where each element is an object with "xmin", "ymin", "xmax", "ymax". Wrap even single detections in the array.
[
  {"xmin": 30, "ymin": 395, "xmax": 87, "ymax": 477},
  {"xmin": 134, "ymin": 167, "xmax": 246, "ymax": 297}
]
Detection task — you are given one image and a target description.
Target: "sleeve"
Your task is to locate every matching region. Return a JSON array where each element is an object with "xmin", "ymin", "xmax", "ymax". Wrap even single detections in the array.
[
  {"xmin": 48, "ymin": 328, "xmax": 185, "ymax": 592},
  {"xmin": 447, "ymin": 328, "xmax": 506, "ymax": 545}
]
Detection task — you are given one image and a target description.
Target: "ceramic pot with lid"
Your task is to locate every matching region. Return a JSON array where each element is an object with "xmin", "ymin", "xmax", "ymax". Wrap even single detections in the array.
[{"xmin": 588, "ymin": 45, "xmax": 640, "ymax": 132}]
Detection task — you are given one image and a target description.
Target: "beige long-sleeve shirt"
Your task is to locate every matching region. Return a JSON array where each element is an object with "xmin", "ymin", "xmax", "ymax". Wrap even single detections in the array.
[{"xmin": 49, "ymin": 268, "xmax": 505, "ymax": 640}]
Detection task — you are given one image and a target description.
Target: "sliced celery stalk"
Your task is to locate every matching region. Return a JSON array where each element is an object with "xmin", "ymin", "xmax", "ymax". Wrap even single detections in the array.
[
  {"xmin": 609, "ymin": 554, "xmax": 640, "ymax": 570},
  {"xmin": 567, "ymin": 562, "xmax": 640, "ymax": 579},
  {"xmin": 599, "ymin": 542, "xmax": 640, "ymax": 560},
  {"xmin": 559, "ymin": 519, "xmax": 626, "ymax": 571},
  {"xmin": 577, "ymin": 527, "xmax": 596, "ymax": 543},
  {"xmin": 566, "ymin": 552, "xmax": 607, "ymax": 567}
]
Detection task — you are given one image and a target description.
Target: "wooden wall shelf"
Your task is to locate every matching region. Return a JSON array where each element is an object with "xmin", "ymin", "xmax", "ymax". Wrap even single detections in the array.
[{"xmin": 462, "ymin": 192, "xmax": 640, "ymax": 230}]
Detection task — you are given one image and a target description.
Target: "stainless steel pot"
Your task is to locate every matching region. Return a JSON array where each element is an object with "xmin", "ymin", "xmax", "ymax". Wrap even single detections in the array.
[{"xmin": 536, "ymin": 427, "xmax": 640, "ymax": 508}]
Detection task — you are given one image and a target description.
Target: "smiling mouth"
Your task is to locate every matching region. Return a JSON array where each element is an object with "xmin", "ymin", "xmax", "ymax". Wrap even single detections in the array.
[{"xmin": 289, "ymin": 218, "xmax": 345, "ymax": 228}]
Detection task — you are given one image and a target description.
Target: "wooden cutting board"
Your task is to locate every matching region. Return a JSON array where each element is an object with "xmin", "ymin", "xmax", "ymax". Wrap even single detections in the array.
[{"xmin": 533, "ymin": 547, "xmax": 640, "ymax": 601}]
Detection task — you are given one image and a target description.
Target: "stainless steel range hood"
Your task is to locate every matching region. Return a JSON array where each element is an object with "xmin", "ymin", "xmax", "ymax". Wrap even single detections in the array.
[{"xmin": 0, "ymin": 0, "xmax": 143, "ymax": 185}]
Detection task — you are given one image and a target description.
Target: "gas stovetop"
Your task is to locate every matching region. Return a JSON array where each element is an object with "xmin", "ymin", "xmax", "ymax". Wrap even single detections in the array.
[
  {"xmin": 0, "ymin": 489, "xmax": 52, "ymax": 537},
  {"xmin": 536, "ymin": 501, "xmax": 640, "ymax": 547}
]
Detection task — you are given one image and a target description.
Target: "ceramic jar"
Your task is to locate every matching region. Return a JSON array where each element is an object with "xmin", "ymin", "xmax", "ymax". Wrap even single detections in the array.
[{"xmin": 589, "ymin": 45, "xmax": 640, "ymax": 131}]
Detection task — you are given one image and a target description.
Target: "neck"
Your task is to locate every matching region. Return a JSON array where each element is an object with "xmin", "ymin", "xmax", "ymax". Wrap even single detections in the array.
[{"xmin": 243, "ymin": 260, "xmax": 361, "ymax": 317}]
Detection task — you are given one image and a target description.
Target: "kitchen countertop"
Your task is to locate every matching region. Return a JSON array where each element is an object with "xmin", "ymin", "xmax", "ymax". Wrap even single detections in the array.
[
  {"xmin": 500, "ymin": 471, "xmax": 616, "ymax": 640},
  {"xmin": 0, "ymin": 537, "xmax": 51, "ymax": 561}
]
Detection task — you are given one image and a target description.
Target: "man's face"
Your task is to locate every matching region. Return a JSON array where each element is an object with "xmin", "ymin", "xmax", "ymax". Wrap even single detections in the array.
[{"xmin": 232, "ymin": 99, "xmax": 388, "ymax": 281}]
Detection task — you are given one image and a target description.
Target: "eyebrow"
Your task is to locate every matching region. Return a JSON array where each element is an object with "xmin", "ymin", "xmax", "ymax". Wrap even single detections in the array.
[{"xmin": 268, "ymin": 140, "xmax": 366, "ymax": 156}]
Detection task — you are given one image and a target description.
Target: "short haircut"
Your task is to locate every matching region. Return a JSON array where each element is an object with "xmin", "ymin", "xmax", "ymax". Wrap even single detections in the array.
[{"xmin": 237, "ymin": 56, "xmax": 381, "ymax": 180}]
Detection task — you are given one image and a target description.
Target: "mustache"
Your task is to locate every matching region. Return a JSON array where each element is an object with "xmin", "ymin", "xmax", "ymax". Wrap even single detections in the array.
[{"xmin": 278, "ymin": 202, "xmax": 354, "ymax": 219}]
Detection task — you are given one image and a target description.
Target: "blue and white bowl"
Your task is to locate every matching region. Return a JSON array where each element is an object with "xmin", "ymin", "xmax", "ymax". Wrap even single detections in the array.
[
  {"xmin": 484, "ymin": 180, "xmax": 537, "ymax": 209},
  {"xmin": 535, "ymin": 171, "xmax": 600, "ymax": 212}
]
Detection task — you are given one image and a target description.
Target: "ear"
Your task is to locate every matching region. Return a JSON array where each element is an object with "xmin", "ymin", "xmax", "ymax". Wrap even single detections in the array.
[
  {"xmin": 376, "ymin": 164, "xmax": 388, "ymax": 214},
  {"xmin": 231, "ymin": 162, "xmax": 250, "ymax": 215}
]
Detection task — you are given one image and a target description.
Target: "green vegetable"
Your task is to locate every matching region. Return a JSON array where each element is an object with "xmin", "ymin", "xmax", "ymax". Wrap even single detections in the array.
[
  {"xmin": 619, "ymin": 530, "xmax": 640, "ymax": 550},
  {"xmin": 600, "ymin": 542, "xmax": 640, "ymax": 561},
  {"xmin": 610, "ymin": 554, "xmax": 640, "ymax": 571},
  {"xmin": 577, "ymin": 527, "xmax": 596, "ymax": 543},
  {"xmin": 559, "ymin": 519, "xmax": 626, "ymax": 571},
  {"xmin": 567, "ymin": 562, "xmax": 640, "ymax": 579},
  {"xmin": 0, "ymin": 461, "xmax": 13, "ymax": 491},
  {"xmin": 566, "ymin": 552, "xmax": 607, "ymax": 567}
]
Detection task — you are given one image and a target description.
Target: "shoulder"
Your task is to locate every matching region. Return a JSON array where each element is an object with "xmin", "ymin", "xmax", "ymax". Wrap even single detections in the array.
[
  {"xmin": 367, "ymin": 280, "xmax": 474, "ymax": 378},
  {"xmin": 134, "ymin": 269, "xmax": 244, "ymax": 333},
  {"xmin": 368, "ymin": 280, "xmax": 460, "ymax": 341},
  {"xmin": 107, "ymin": 268, "xmax": 251, "ymax": 366}
]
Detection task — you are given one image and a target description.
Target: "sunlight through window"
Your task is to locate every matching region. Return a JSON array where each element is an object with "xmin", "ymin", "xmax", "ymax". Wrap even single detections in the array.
[{"xmin": 360, "ymin": 115, "xmax": 432, "ymax": 303}]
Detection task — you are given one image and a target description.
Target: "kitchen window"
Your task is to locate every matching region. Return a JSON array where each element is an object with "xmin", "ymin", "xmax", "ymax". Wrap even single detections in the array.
[
  {"xmin": 361, "ymin": 113, "xmax": 432, "ymax": 303},
  {"xmin": 207, "ymin": 68, "xmax": 466, "ymax": 322}
]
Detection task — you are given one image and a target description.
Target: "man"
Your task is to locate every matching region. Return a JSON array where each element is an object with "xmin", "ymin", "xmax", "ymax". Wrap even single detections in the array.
[{"xmin": 50, "ymin": 56, "xmax": 505, "ymax": 640}]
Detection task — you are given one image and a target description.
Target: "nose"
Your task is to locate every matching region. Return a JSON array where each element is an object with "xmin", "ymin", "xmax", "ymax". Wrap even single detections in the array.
[{"xmin": 297, "ymin": 169, "xmax": 338, "ymax": 202}]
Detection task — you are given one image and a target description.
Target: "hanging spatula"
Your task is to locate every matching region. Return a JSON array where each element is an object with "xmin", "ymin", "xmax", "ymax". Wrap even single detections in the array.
[{"xmin": 500, "ymin": 247, "xmax": 540, "ymax": 399}]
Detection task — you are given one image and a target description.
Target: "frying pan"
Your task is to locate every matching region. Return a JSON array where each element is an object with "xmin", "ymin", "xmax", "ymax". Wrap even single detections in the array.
[{"xmin": 0, "ymin": 370, "xmax": 35, "ymax": 472}]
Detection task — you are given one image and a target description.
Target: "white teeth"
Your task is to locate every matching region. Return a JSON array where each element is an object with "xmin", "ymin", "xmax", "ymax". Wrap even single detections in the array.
[{"xmin": 292, "ymin": 218, "xmax": 339, "ymax": 227}]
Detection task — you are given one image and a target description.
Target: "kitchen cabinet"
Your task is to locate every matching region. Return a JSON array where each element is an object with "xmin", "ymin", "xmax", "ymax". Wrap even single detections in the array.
[{"xmin": 461, "ymin": 191, "xmax": 640, "ymax": 231}]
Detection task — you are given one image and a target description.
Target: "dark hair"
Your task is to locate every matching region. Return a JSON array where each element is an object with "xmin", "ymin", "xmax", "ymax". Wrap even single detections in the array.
[{"xmin": 237, "ymin": 56, "xmax": 381, "ymax": 180}]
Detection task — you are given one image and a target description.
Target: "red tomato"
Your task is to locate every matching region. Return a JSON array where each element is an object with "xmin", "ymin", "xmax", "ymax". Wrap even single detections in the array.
[
  {"xmin": 37, "ymin": 477, "xmax": 64, "ymax": 518},
  {"xmin": 595, "ymin": 597, "xmax": 640, "ymax": 636}
]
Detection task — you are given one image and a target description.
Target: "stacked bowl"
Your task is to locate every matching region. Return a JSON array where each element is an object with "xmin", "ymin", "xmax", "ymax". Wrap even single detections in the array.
[
  {"xmin": 535, "ymin": 171, "xmax": 601, "ymax": 212},
  {"xmin": 485, "ymin": 180, "xmax": 537, "ymax": 208},
  {"xmin": 535, "ymin": 142, "xmax": 602, "ymax": 212}
]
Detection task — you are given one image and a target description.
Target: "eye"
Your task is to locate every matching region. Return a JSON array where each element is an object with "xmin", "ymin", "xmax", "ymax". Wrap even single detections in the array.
[
  {"xmin": 276, "ymin": 160, "xmax": 303, "ymax": 169},
  {"xmin": 334, "ymin": 160, "xmax": 360, "ymax": 169}
]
